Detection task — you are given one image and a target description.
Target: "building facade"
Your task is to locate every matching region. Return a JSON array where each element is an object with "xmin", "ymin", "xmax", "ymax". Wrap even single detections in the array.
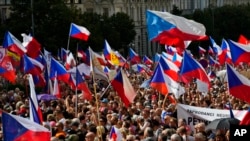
[{"xmin": 0, "ymin": 0, "xmax": 249, "ymax": 56}]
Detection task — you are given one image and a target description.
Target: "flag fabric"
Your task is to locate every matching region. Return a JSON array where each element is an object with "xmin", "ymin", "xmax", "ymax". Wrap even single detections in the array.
[
  {"xmin": 142, "ymin": 55, "xmax": 153, "ymax": 65},
  {"xmin": 150, "ymin": 64, "xmax": 169, "ymax": 95},
  {"xmin": 69, "ymin": 23, "xmax": 90, "ymax": 41},
  {"xmin": 136, "ymin": 64, "xmax": 146, "ymax": 73},
  {"xmin": 23, "ymin": 54, "xmax": 44, "ymax": 75},
  {"xmin": 111, "ymin": 69, "xmax": 136, "ymax": 107},
  {"xmin": 67, "ymin": 63, "xmax": 91, "ymax": 79},
  {"xmin": 208, "ymin": 56, "xmax": 220, "ymax": 67},
  {"xmin": 165, "ymin": 45, "xmax": 177, "ymax": 55},
  {"xmin": 109, "ymin": 126, "xmax": 122, "ymax": 141},
  {"xmin": 229, "ymin": 103, "xmax": 235, "ymax": 118},
  {"xmin": 60, "ymin": 48, "xmax": 69, "ymax": 63},
  {"xmin": 159, "ymin": 57, "xmax": 179, "ymax": 81},
  {"xmin": 89, "ymin": 47, "xmax": 107, "ymax": 76},
  {"xmin": 103, "ymin": 40, "xmax": 120, "ymax": 66},
  {"xmin": 0, "ymin": 48, "xmax": 6, "ymax": 62},
  {"xmin": 226, "ymin": 64, "xmax": 250, "ymax": 103},
  {"xmin": 154, "ymin": 53, "xmax": 161, "ymax": 63},
  {"xmin": 21, "ymin": 33, "xmax": 41, "ymax": 58},
  {"xmin": 65, "ymin": 52, "xmax": 76, "ymax": 70},
  {"xmin": 221, "ymin": 39, "xmax": 232, "ymax": 64},
  {"xmin": 32, "ymin": 73, "xmax": 46, "ymax": 87},
  {"xmin": 129, "ymin": 48, "xmax": 141, "ymax": 64},
  {"xmin": 77, "ymin": 46, "xmax": 87, "ymax": 62},
  {"xmin": 50, "ymin": 57, "xmax": 70, "ymax": 83},
  {"xmin": 179, "ymin": 51, "xmax": 210, "ymax": 86},
  {"xmin": 28, "ymin": 74, "xmax": 43, "ymax": 124},
  {"xmin": 210, "ymin": 36, "xmax": 226, "ymax": 65},
  {"xmin": 172, "ymin": 52, "xmax": 183, "ymax": 68},
  {"xmin": 2, "ymin": 112, "xmax": 50, "ymax": 141},
  {"xmin": 0, "ymin": 56, "xmax": 16, "ymax": 83},
  {"xmin": 76, "ymin": 69, "xmax": 92, "ymax": 101},
  {"xmin": 6, "ymin": 50, "xmax": 21, "ymax": 67},
  {"xmin": 150, "ymin": 63, "xmax": 180, "ymax": 95},
  {"xmin": 3, "ymin": 31, "xmax": 27, "ymax": 56},
  {"xmin": 104, "ymin": 66, "xmax": 110, "ymax": 74},
  {"xmin": 146, "ymin": 10, "xmax": 207, "ymax": 49},
  {"xmin": 227, "ymin": 39, "xmax": 250, "ymax": 64},
  {"xmin": 240, "ymin": 107, "xmax": 250, "ymax": 125},
  {"xmin": 238, "ymin": 34, "xmax": 250, "ymax": 45},
  {"xmin": 208, "ymin": 46, "xmax": 214, "ymax": 55},
  {"xmin": 199, "ymin": 46, "xmax": 206, "ymax": 54},
  {"xmin": 52, "ymin": 76, "xmax": 61, "ymax": 99}
]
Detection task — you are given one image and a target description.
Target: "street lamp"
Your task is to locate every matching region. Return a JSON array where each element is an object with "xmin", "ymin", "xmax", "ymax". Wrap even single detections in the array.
[{"xmin": 31, "ymin": 0, "xmax": 35, "ymax": 36}]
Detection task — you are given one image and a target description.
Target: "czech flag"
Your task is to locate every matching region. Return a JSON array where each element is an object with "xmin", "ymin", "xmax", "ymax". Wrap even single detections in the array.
[
  {"xmin": 23, "ymin": 54, "xmax": 44, "ymax": 75},
  {"xmin": 21, "ymin": 33, "xmax": 41, "ymax": 58},
  {"xmin": 109, "ymin": 126, "xmax": 122, "ymax": 141},
  {"xmin": 210, "ymin": 36, "xmax": 226, "ymax": 65},
  {"xmin": 28, "ymin": 74, "xmax": 43, "ymax": 124},
  {"xmin": 129, "ymin": 48, "xmax": 141, "ymax": 64},
  {"xmin": 226, "ymin": 64, "xmax": 250, "ymax": 103},
  {"xmin": 2, "ymin": 112, "xmax": 50, "ymax": 141},
  {"xmin": 240, "ymin": 107, "xmax": 250, "ymax": 125},
  {"xmin": 221, "ymin": 39, "xmax": 232, "ymax": 64},
  {"xmin": 75, "ymin": 68, "xmax": 92, "ymax": 101},
  {"xmin": 111, "ymin": 69, "xmax": 136, "ymax": 107},
  {"xmin": 3, "ymin": 31, "xmax": 27, "ymax": 56},
  {"xmin": 146, "ymin": 10, "xmax": 207, "ymax": 49},
  {"xmin": 150, "ymin": 64, "xmax": 169, "ymax": 95},
  {"xmin": 227, "ymin": 39, "xmax": 250, "ymax": 65},
  {"xmin": 136, "ymin": 64, "xmax": 146, "ymax": 73},
  {"xmin": 159, "ymin": 56, "xmax": 179, "ymax": 81},
  {"xmin": 69, "ymin": 23, "xmax": 90, "ymax": 41},
  {"xmin": 179, "ymin": 51, "xmax": 210, "ymax": 87},
  {"xmin": 50, "ymin": 57, "xmax": 70, "ymax": 83},
  {"xmin": 142, "ymin": 55, "xmax": 153, "ymax": 65}
]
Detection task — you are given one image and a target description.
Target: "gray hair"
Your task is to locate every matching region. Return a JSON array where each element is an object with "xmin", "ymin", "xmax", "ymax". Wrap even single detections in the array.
[{"xmin": 170, "ymin": 133, "xmax": 182, "ymax": 141}]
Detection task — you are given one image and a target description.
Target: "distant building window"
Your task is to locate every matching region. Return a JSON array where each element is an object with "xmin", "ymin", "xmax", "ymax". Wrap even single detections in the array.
[
  {"xmin": 6, "ymin": 0, "xmax": 10, "ymax": 4},
  {"xmin": 86, "ymin": 8, "xmax": 93, "ymax": 13},
  {"xmin": 1, "ymin": 8, "xmax": 6, "ymax": 22},
  {"xmin": 0, "ymin": 0, "xmax": 4, "ymax": 5},
  {"xmin": 103, "ymin": 8, "xmax": 109, "ymax": 16}
]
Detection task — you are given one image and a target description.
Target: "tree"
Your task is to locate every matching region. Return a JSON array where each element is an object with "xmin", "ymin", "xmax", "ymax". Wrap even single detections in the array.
[
  {"xmin": 108, "ymin": 12, "xmax": 136, "ymax": 53},
  {"xmin": 4, "ymin": 0, "xmax": 80, "ymax": 54}
]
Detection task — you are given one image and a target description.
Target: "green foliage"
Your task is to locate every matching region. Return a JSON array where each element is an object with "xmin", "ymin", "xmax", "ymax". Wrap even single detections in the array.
[
  {"xmin": 171, "ymin": 5, "xmax": 183, "ymax": 15},
  {"xmin": 3, "ymin": 1, "xmax": 136, "ymax": 55}
]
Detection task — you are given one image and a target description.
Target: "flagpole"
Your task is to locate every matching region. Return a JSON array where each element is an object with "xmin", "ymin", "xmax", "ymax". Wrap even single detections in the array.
[
  {"xmin": 89, "ymin": 49, "xmax": 103, "ymax": 141},
  {"xmin": 100, "ymin": 83, "xmax": 111, "ymax": 98},
  {"xmin": 67, "ymin": 23, "xmax": 72, "ymax": 51},
  {"xmin": 75, "ymin": 42, "xmax": 79, "ymax": 117}
]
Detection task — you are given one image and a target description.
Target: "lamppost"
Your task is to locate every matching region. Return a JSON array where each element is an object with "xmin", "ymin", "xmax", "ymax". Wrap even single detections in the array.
[{"xmin": 31, "ymin": 0, "xmax": 35, "ymax": 36}]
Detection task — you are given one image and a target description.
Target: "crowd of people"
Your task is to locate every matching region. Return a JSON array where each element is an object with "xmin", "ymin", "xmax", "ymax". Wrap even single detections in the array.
[{"xmin": 0, "ymin": 63, "xmax": 248, "ymax": 141}]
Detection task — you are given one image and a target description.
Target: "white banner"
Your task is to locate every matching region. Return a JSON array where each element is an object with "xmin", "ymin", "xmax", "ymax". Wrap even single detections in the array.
[{"xmin": 177, "ymin": 104, "xmax": 247, "ymax": 132}]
